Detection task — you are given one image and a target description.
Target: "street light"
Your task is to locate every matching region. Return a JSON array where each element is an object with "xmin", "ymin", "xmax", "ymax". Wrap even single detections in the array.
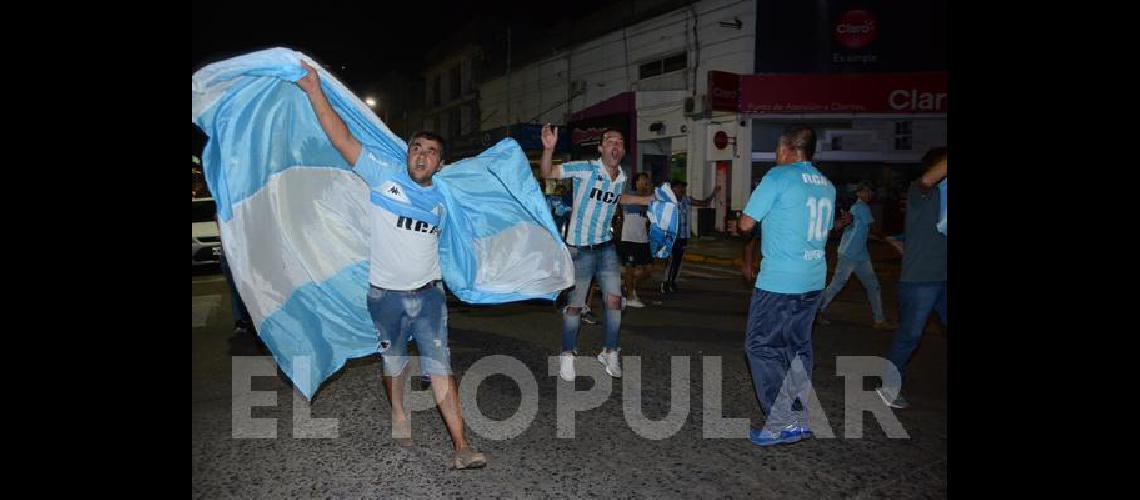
[{"xmin": 364, "ymin": 97, "xmax": 377, "ymax": 108}]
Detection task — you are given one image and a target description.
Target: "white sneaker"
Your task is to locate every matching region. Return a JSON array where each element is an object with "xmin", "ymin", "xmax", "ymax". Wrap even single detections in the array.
[
  {"xmin": 625, "ymin": 297, "xmax": 646, "ymax": 308},
  {"xmin": 597, "ymin": 349, "xmax": 622, "ymax": 378},
  {"xmin": 559, "ymin": 352, "xmax": 576, "ymax": 382},
  {"xmin": 876, "ymin": 387, "xmax": 910, "ymax": 409}
]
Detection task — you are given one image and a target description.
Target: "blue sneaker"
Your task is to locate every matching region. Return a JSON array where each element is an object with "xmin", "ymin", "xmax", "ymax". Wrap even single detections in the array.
[
  {"xmin": 781, "ymin": 425, "xmax": 813, "ymax": 442},
  {"xmin": 750, "ymin": 425, "xmax": 811, "ymax": 447},
  {"xmin": 749, "ymin": 428, "xmax": 785, "ymax": 447}
]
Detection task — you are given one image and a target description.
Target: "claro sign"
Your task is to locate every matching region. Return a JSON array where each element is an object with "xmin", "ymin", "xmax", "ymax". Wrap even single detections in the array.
[
  {"xmin": 889, "ymin": 89, "xmax": 946, "ymax": 112},
  {"xmin": 834, "ymin": 9, "xmax": 878, "ymax": 50},
  {"xmin": 739, "ymin": 72, "xmax": 946, "ymax": 114}
]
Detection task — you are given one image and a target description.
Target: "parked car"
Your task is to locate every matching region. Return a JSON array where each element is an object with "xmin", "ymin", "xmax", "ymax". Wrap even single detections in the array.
[{"xmin": 193, "ymin": 197, "xmax": 221, "ymax": 266}]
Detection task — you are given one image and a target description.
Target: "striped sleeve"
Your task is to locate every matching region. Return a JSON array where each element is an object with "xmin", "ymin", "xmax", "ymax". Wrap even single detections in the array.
[{"xmin": 558, "ymin": 161, "xmax": 593, "ymax": 179}]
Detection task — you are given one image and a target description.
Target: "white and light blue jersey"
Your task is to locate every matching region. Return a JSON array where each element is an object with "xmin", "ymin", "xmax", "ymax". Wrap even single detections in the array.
[
  {"xmin": 354, "ymin": 148, "xmax": 445, "ymax": 290},
  {"xmin": 558, "ymin": 160, "xmax": 627, "ymax": 246},
  {"xmin": 837, "ymin": 199, "xmax": 873, "ymax": 262},
  {"xmin": 743, "ymin": 162, "xmax": 836, "ymax": 293}
]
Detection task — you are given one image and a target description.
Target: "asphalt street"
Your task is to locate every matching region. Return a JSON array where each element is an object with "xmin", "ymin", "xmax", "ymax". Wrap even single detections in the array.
[{"xmin": 192, "ymin": 245, "xmax": 947, "ymax": 498}]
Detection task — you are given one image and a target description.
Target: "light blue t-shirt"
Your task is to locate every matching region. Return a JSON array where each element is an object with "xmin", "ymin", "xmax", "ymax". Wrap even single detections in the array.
[
  {"xmin": 837, "ymin": 199, "xmax": 873, "ymax": 262},
  {"xmin": 743, "ymin": 162, "xmax": 836, "ymax": 293}
]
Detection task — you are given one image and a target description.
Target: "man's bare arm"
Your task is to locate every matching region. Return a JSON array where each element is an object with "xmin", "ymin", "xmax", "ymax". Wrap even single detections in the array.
[
  {"xmin": 742, "ymin": 236, "xmax": 758, "ymax": 283},
  {"xmin": 690, "ymin": 185, "xmax": 721, "ymax": 207},
  {"xmin": 738, "ymin": 213, "xmax": 756, "ymax": 234},
  {"xmin": 831, "ymin": 211, "xmax": 852, "ymax": 233},
  {"xmin": 917, "ymin": 157, "xmax": 947, "ymax": 191},
  {"xmin": 539, "ymin": 123, "xmax": 562, "ymax": 179},
  {"xmin": 297, "ymin": 61, "xmax": 362, "ymax": 166},
  {"xmin": 885, "ymin": 235, "xmax": 905, "ymax": 255}
]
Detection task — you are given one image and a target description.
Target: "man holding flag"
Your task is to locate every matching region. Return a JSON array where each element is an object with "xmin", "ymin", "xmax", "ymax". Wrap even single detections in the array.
[{"xmin": 297, "ymin": 62, "xmax": 486, "ymax": 470}]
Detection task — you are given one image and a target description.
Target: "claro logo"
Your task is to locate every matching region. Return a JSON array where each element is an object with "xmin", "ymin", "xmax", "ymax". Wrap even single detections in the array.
[
  {"xmin": 834, "ymin": 9, "xmax": 878, "ymax": 50},
  {"xmin": 889, "ymin": 89, "xmax": 947, "ymax": 112},
  {"xmin": 837, "ymin": 21, "xmax": 875, "ymax": 34}
]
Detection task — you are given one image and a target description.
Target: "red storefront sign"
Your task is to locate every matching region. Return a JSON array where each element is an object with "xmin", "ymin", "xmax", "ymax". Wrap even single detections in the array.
[
  {"xmin": 708, "ymin": 71, "xmax": 741, "ymax": 112},
  {"xmin": 739, "ymin": 72, "xmax": 947, "ymax": 114}
]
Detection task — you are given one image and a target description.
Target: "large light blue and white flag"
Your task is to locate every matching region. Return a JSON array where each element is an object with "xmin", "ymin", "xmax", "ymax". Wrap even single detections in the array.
[
  {"xmin": 192, "ymin": 48, "xmax": 573, "ymax": 399},
  {"xmin": 646, "ymin": 183, "xmax": 679, "ymax": 258}
]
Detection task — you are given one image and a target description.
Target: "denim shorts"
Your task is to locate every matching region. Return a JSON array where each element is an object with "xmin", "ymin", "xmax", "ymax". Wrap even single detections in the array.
[{"xmin": 366, "ymin": 282, "xmax": 451, "ymax": 377}]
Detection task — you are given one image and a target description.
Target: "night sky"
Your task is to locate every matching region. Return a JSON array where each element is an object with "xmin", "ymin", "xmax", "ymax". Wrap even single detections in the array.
[
  {"xmin": 191, "ymin": 1, "xmax": 618, "ymax": 87},
  {"xmin": 193, "ymin": 0, "xmax": 621, "ymax": 154},
  {"xmin": 193, "ymin": 2, "xmax": 462, "ymax": 87}
]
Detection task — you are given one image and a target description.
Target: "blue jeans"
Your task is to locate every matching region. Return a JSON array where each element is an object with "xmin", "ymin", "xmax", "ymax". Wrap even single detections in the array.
[
  {"xmin": 366, "ymin": 283, "xmax": 451, "ymax": 377},
  {"xmin": 819, "ymin": 257, "xmax": 885, "ymax": 323},
  {"xmin": 745, "ymin": 289, "xmax": 820, "ymax": 431},
  {"xmin": 884, "ymin": 281, "xmax": 947, "ymax": 387},
  {"xmin": 563, "ymin": 242, "xmax": 622, "ymax": 353}
]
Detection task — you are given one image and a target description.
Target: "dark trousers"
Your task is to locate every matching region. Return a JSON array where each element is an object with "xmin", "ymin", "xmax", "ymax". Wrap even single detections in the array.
[
  {"xmin": 664, "ymin": 238, "xmax": 688, "ymax": 285},
  {"xmin": 744, "ymin": 288, "xmax": 821, "ymax": 430}
]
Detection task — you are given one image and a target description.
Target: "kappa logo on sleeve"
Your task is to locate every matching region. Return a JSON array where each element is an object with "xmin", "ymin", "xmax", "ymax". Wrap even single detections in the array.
[{"xmin": 380, "ymin": 181, "xmax": 411, "ymax": 203}]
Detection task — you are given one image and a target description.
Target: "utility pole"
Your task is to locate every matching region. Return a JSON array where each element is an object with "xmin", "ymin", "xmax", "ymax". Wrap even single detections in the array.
[{"xmin": 506, "ymin": 26, "xmax": 512, "ymax": 125}]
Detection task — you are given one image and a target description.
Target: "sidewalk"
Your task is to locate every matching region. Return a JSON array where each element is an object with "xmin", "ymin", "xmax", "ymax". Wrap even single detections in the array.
[{"xmin": 682, "ymin": 233, "xmax": 903, "ymax": 274}]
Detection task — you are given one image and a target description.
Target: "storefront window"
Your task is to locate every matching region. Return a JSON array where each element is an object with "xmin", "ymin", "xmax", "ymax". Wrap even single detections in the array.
[
  {"xmin": 894, "ymin": 121, "xmax": 913, "ymax": 150},
  {"xmin": 750, "ymin": 123, "xmax": 784, "ymax": 151}
]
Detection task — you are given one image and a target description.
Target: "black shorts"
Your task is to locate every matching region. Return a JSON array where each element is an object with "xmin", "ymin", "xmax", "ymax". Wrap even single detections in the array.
[{"xmin": 618, "ymin": 241, "xmax": 652, "ymax": 267}]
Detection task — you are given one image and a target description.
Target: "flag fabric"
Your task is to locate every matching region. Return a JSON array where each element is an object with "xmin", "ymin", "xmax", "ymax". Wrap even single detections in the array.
[
  {"xmin": 192, "ymin": 47, "xmax": 573, "ymax": 399},
  {"xmin": 646, "ymin": 183, "xmax": 679, "ymax": 258}
]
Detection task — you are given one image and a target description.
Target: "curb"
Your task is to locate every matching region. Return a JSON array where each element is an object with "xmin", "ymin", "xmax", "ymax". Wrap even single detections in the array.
[{"xmin": 682, "ymin": 252, "xmax": 740, "ymax": 268}]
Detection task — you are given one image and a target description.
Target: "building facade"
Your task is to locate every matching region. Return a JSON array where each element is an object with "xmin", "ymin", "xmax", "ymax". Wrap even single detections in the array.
[
  {"xmin": 422, "ymin": 44, "xmax": 485, "ymax": 160},
  {"xmin": 430, "ymin": 0, "xmax": 947, "ymax": 234},
  {"xmin": 477, "ymin": 0, "xmax": 757, "ymax": 233}
]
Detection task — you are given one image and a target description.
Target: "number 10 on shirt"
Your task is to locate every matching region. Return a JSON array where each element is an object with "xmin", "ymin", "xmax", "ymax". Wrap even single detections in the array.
[{"xmin": 806, "ymin": 197, "xmax": 833, "ymax": 242}]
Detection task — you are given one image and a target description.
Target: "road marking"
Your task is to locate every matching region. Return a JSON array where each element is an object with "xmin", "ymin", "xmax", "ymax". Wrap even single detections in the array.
[
  {"xmin": 193, "ymin": 275, "xmax": 226, "ymax": 284},
  {"xmin": 193, "ymin": 295, "xmax": 221, "ymax": 327}
]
